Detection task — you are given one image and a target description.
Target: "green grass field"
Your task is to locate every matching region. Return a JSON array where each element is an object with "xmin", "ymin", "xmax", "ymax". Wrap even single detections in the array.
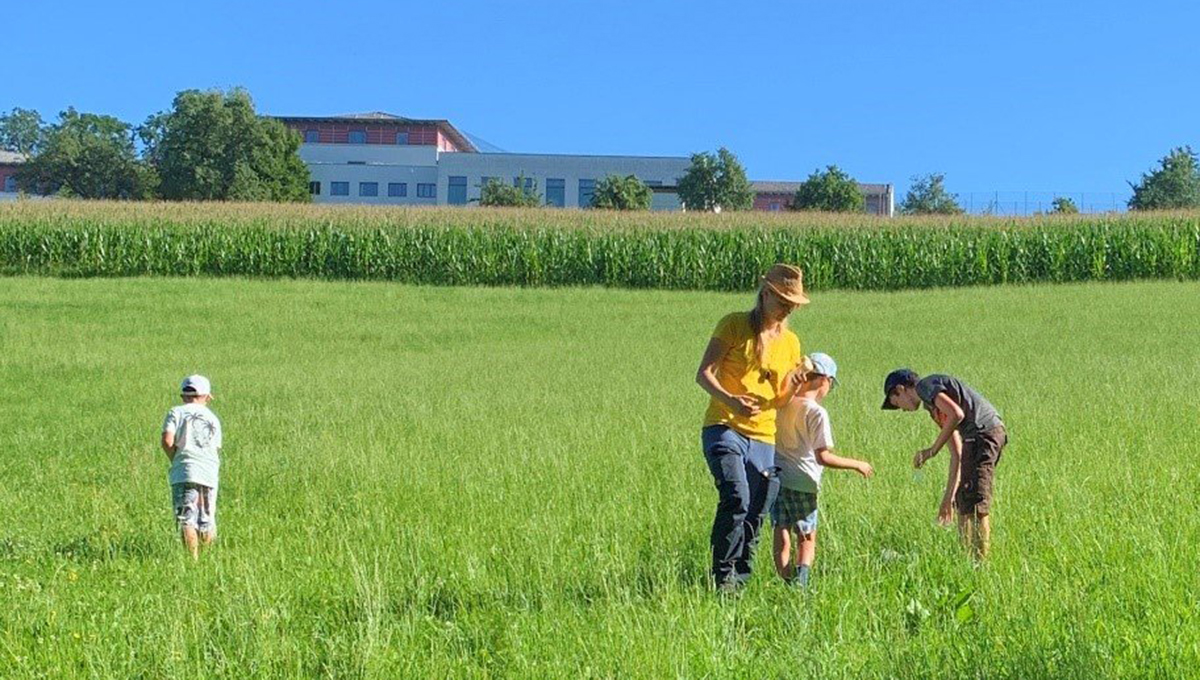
[{"xmin": 2, "ymin": 276, "xmax": 1199, "ymax": 678}]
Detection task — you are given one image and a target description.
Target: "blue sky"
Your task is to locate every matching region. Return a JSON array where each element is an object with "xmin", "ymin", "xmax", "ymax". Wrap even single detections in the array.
[{"xmin": 5, "ymin": 0, "xmax": 1198, "ymax": 205}]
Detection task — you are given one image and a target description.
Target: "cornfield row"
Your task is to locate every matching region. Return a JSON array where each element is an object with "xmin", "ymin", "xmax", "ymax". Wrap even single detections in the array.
[{"xmin": 2, "ymin": 202, "xmax": 1199, "ymax": 290}]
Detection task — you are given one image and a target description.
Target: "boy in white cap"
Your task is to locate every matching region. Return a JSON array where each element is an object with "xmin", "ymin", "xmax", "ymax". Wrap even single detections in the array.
[
  {"xmin": 771, "ymin": 353, "xmax": 874, "ymax": 587},
  {"xmin": 160, "ymin": 375, "xmax": 222, "ymax": 559}
]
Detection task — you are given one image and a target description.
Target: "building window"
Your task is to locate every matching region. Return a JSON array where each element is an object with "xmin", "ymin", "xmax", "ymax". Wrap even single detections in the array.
[
  {"xmin": 348, "ymin": 130, "xmax": 367, "ymax": 144},
  {"xmin": 309, "ymin": 181, "xmax": 321, "ymax": 195},
  {"xmin": 545, "ymin": 178, "xmax": 565, "ymax": 207},
  {"xmin": 388, "ymin": 182, "xmax": 407, "ymax": 197},
  {"xmin": 360, "ymin": 182, "xmax": 379, "ymax": 197},
  {"xmin": 448, "ymin": 176, "xmax": 468, "ymax": 205},
  {"xmin": 395, "ymin": 131, "xmax": 409, "ymax": 145},
  {"xmin": 644, "ymin": 180, "xmax": 663, "ymax": 187},
  {"xmin": 348, "ymin": 160, "xmax": 366, "ymax": 165},
  {"xmin": 3, "ymin": 176, "xmax": 16, "ymax": 193},
  {"xmin": 512, "ymin": 176, "xmax": 535, "ymax": 195},
  {"xmin": 304, "ymin": 130, "xmax": 320, "ymax": 143},
  {"xmin": 769, "ymin": 202, "xmax": 782, "ymax": 212},
  {"xmin": 331, "ymin": 182, "xmax": 349, "ymax": 196},
  {"xmin": 417, "ymin": 183, "xmax": 436, "ymax": 198},
  {"xmin": 578, "ymin": 179, "xmax": 596, "ymax": 208}
]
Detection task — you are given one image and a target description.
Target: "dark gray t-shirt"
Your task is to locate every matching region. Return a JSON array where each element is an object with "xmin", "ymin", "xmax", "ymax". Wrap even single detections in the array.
[{"xmin": 916, "ymin": 374, "xmax": 1002, "ymax": 439}]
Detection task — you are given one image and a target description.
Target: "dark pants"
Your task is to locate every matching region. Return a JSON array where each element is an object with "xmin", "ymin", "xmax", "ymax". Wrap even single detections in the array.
[
  {"xmin": 702, "ymin": 425, "xmax": 779, "ymax": 587},
  {"xmin": 957, "ymin": 425, "xmax": 1007, "ymax": 516}
]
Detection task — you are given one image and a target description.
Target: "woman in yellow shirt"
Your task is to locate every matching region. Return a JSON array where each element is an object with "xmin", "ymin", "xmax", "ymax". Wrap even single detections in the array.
[{"xmin": 696, "ymin": 263, "xmax": 809, "ymax": 590}]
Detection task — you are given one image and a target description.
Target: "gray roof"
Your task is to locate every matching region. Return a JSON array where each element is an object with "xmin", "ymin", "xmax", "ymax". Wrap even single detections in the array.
[
  {"xmin": 752, "ymin": 180, "xmax": 891, "ymax": 195},
  {"xmin": 333, "ymin": 111, "xmax": 406, "ymax": 120},
  {"xmin": 0, "ymin": 150, "xmax": 27, "ymax": 164}
]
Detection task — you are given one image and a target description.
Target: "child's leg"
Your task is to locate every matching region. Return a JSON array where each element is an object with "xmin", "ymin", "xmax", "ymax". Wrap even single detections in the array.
[
  {"xmin": 196, "ymin": 487, "xmax": 216, "ymax": 550},
  {"xmin": 798, "ymin": 530, "xmax": 817, "ymax": 568},
  {"xmin": 976, "ymin": 513, "xmax": 991, "ymax": 559},
  {"xmin": 773, "ymin": 526, "xmax": 795, "ymax": 581},
  {"xmin": 173, "ymin": 484, "xmax": 201, "ymax": 560},
  {"xmin": 181, "ymin": 526, "xmax": 200, "ymax": 559}
]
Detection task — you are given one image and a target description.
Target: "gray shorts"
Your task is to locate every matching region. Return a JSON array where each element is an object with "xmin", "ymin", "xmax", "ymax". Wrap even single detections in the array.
[
  {"xmin": 771, "ymin": 487, "xmax": 819, "ymax": 535},
  {"xmin": 171, "ymin": 483, "xmax": 217, "ymax": 535}
]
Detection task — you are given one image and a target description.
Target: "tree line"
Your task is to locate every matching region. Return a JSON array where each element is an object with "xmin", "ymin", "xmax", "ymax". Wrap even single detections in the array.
[{"xmin": 0, "ymin": 89, "xmax": 309, "ymax": 202}]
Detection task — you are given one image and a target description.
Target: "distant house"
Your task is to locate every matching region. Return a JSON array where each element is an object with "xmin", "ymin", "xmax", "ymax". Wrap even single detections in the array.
[
  {"xmin": 751, "ymin": 180, "xmax": 894, "ymax": 216},
  {"xmin": 275, "ymin": 112, "xmax": 691, "ymax": 210},
  {"xmin": 275, "ymin": 111, "xmax": 895, "ymax": 213},
  {"xmin": 0, "ymin": 150, "xmax": 25, "ymax": 197}
]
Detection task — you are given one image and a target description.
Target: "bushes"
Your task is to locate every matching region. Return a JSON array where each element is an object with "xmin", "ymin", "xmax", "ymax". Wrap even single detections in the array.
[{"xmin": 1, "ymin": 202, "xmax": 1198, "ymax": 291}]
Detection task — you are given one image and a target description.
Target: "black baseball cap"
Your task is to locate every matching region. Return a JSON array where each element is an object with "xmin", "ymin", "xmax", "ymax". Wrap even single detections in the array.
[{"xmin": 881, "ymin": 369, "xmax": 919, "ymax": 410}]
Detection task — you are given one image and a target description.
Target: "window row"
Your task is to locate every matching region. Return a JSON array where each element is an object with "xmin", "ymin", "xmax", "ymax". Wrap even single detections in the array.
[
  {"xmin": 307, "ymin": 177, "xmax": 665, "ymax": 206},
  {"xmin": 304, "ymin": 130, "xmax": 411, "ymax": 145},
  {"xmin": 310, "ymin": 181, "xmax": 435, "ymax": 198},
  {"xmin": 451, "ymin": 176, "xmax": 603, "ymax": 207}
]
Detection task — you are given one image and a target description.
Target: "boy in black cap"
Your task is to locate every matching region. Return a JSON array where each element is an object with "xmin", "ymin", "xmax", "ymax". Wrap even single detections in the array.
[{"xmin": 882, "ymin": 369, "xmax": 1007, "ymax": 560}]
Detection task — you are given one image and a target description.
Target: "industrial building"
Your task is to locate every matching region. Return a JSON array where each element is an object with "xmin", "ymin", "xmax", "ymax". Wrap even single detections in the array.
[{"xmin": 278, "ymin": 113, "xmax": 894, "ymax": 215}]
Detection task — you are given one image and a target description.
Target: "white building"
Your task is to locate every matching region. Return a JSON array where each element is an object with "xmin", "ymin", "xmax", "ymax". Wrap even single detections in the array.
[{"xmin": 277, "ymin": 112, "xmax": 893, "ymax": 214}]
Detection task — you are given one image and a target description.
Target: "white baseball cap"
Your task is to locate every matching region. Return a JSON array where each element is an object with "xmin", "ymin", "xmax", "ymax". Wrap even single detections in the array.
[{"xmin": 180, "ymin": 375, "xmax": 212, "ymax": 395}]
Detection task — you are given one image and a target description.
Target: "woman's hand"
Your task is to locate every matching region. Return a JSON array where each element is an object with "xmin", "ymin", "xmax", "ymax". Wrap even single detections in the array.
[{"xmin": 725, "ymin": 393, "xmax": 763, "ymax": 418}]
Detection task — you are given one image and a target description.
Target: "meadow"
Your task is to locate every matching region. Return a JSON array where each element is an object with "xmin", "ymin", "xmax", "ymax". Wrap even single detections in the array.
[{"xmin": 2, "ymin": 275, "xmax": 1199, "ymax": 678}]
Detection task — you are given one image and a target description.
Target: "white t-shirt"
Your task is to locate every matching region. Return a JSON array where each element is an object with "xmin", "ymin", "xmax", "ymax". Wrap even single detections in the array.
[
  {"xmin": 774, "ymin": 397, "xmax": 834, "ymax": 493},
  {"xmin": 163, "ymin": 403, "xmax": 222, "ymax": 488}
]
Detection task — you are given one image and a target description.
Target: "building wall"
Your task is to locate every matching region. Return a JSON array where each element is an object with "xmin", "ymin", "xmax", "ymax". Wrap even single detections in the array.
[
  {"xmin": 283, "ymin": 122, "xmax": 461, "ymax": 149},
  {"xmin": 752, "ymin": 188, "xmax": 895, "ymax": 216},
  {"xmin": 0, "ymin": 163, "xmax": 21, "ymax": 194},
  {"xmin": 436, "ymin": 152, "xmax": 691, "ymax": 209},
  {"xmin": 299, "ymin": 145, "xmax": 440, "ymax": 205},
  {"xmin": 753, "ymin": 192, "xmax": 792, "ymax": 211}
]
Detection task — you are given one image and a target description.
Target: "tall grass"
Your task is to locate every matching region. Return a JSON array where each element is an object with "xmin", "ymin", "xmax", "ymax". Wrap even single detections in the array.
[{"xmin": 2, "ymin": 200, "xmax": 1198, "ymax": 290}]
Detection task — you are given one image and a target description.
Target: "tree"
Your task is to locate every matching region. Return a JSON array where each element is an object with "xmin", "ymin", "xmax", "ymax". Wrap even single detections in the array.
[
  {"xmin": 0, "ymin": 107, "xmax": 46, "ymax": 155},
  {"xmin": 791, "ymin": 165, "xmax": 865, "ymax": 212},
  {"xmin": 899, "ymin": 173, "xmax": 963, "ymax": 215},
  {"xmin": 17, "ymin": 108, "xmax": 157, "ymax": 199},
  {"xmin": 479, "ymin": 177, "xmax": 540, "ymax": 207},
  {"xmin": 677, "ymin": 147, "xmax": 754, "ymax": 212},
  {"xmin": 590, "ymin": 174, "xmax": 652, "ymax": 210},
  {"xmin": 1127, "ymin": 147, "xmax": 1200, "ymax": 211},
  {"xmin": 1050, "ymin": 196, "xmax": 1079, "ymax": 214},
  {"xmin": 141, "ymin": 88, "xmax": 310, "ymax": 202}
]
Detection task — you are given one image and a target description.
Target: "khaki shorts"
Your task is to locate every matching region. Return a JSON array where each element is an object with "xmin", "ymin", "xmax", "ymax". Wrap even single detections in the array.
[
  {"xmin": 172, "ymin": 483, "xmax": 217, "ymax": 535},
  {"xmin": 956, "ymin": 426, "xmax": 1006, "ymax": 516}
]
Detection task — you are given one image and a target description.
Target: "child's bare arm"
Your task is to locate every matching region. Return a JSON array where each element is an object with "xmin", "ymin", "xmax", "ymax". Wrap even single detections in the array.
[
  {"xmin": 937, "ymin": 432, "xmax": 963, "ymax": 525},
  {"xmin": 815, "ymin": 447, "xmax": 874, "ymax": 478},
  {"xmin": 914, "ymin": 392, "xmax": 964, "ymax": 468},
  {"xmin": 161, "ymin": 431, "xmax": 175, "ymax": 460}
]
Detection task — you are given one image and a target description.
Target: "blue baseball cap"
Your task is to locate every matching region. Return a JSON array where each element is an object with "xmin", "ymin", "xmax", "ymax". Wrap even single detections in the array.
[
  {"xmin": 881, "ymin": 368, "xmax": 918, "ymax": 410},
  {"xmin": 808, "ymin": 352, "xmax": 838, "ymax": 387}
]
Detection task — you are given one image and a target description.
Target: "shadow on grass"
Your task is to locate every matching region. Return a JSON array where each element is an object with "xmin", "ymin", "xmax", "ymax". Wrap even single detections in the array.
[{"xmin": 52, "ymin": 532, "xmax": 166, "ymax": 563}]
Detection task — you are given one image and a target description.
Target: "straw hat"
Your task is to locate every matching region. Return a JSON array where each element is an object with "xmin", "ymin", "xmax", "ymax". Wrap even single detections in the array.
[{"xmin": 761, "ymin": 263, "xmax": 810, "ymax": 305}]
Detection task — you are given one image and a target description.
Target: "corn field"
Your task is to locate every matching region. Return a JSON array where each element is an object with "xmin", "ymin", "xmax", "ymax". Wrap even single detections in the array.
[{"xmin": 2, "ymin": 201, "xmax": 1198, "ymax": 290}]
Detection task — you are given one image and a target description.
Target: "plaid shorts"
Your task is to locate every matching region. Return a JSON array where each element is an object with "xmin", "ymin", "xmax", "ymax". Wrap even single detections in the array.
[
  {"xmin": 771, "ymin": 487, "xmax": 819, "ymax": 535},
  {"xmin": 172, "ymin": 483, "xmax": 217, "ymax": 535}
]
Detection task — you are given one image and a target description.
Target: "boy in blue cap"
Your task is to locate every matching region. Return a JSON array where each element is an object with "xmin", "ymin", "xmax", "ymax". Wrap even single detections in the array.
[
  {"xmin": 772, "ymin": 353, "xmax": 874, "ymax": 586},
  {"xmin": 883, "ymin": 369, "xmax": 1007, "ymax": 560}
]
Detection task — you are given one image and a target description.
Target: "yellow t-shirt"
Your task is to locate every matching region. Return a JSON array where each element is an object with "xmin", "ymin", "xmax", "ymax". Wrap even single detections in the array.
[{"xmin": 702, "ymin": 312, "xmax": 802, "ymax": 443}]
